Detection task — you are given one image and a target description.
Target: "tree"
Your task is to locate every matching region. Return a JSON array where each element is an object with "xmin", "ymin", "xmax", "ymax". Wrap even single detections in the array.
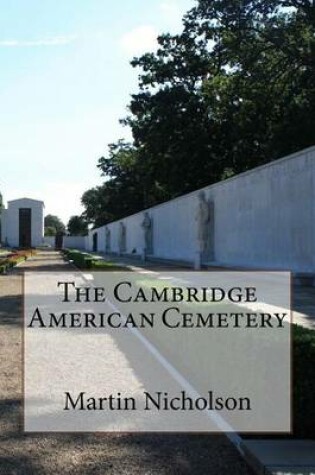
[
  {"xmin": 67, "ymin": 215, "xmax": 88, "ymax": 236},
  {"xmin": 44, "ymin": 215, "xmax": 65, "ymax": 236},
  {"xmin": 44, "ymin": 226, "xmax": 57, "ymax": 237},
  {"xmin": 126, "ymin": 30, "xmax": 222, "ymax": 197},
  {"xmin": 128, "ymin": 0, "xmax": 315, "ymax": 177},
  {"xmin": 81, "ymin": 0, "xmax": 315, "ymax": 226},
  {"xmin": 196, "ymin": 0, "xmax": 315, "ymax": 166},
  {"xmin": 82, "ymin": 140, "xmax": 149, "ymax": 227}
]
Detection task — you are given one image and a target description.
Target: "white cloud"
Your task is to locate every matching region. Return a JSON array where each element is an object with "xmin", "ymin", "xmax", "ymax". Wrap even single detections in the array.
[
  {"xmin": 0, "ymin": 35, "xmax": 77, "ymax": 47},
  {"xmin": 160, "ymin": 0, "xmax": 181, "ymax": 17},
  {"xmin": 120, "ymin": 26, "xmax": 158, "ymax": 56},
  {"xmin": 42, "ymin": 182, "xmax": 86, "ymax": 223},
  {"xmin": 159, "ymin": 0, "xmax": 192, "ymax": 30}
]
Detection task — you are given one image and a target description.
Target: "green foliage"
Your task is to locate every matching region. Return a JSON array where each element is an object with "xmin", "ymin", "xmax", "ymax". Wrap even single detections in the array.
[
  {"xmin": 67, "ymin": 215, "xmax": 88, "ymax": 236},
  {"xmin": 82, "ymin": 140, "xmax": 146, "ymax": 227},
  {"xmin": 44, "ymin": 215, "xmax": 66, "ymax": 236},
  {"xmin": 63, "ymin": 249, "xmax": 126, "ymax": 271},
  {"xmin": 44, "ymin": 226, "xmax": 57, "ymax": 237},
  {"xmin": 197, "ymin": 0, "xmax": 315, "ymax": 170},
  {"xmin": 293, "ymin": 324, "xmax": 315, "ymax": 438},
  {"xmin": 82, "ymin": 0, "xmax": 315, "ymax": 226},
  {"xmin": 91, "ymin": 259, "xmax": 127, "ymax": 271},
  {"xmin": 65, "ymin": 249, "xmax": 92, "ymax": 269},
  {"xmin": 0, "ymin": 250, "xmax": 33, "ymax": 274}
]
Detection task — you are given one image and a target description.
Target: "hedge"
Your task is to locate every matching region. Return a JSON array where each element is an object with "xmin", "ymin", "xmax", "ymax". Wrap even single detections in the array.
[
  {"xmin": 63, "ymin": 249, "xmax": 127, "ymax": 271},
  {"xmin": 0, "ymin": 250, "xmax": 34, "ymax": 274},
  {"xmin": 293, "ymin": 324, "xmax": 315, "ymax": 438}
]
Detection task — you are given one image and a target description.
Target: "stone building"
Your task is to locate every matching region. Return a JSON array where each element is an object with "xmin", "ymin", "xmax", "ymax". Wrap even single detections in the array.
[{"xmin": 1, "ymin": 198, "xmax": 44, "ymax": 248}]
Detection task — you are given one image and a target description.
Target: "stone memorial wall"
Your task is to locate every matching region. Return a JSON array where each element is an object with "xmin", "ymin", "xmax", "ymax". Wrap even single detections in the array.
[{"xmin": 86, "ymin": 146, "xmax": 315, "ymax": 273}]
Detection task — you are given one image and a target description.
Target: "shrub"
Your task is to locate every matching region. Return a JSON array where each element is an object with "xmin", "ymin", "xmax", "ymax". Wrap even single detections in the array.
[
  {"xmin": 293, "ymin": 324, "xmax": 315, "ymax": 438},
  {"xmin": 64, "ymin": 249, "xmax": 97, "ymax": 269},
  {"xmin": 91, "ymin": 260, "xmax": 127, "ymax": 271},
  {"xmin": 0, "ymin": 249, "xmax": 33, "ymax": 273},
  {"xmin": 63, "ymin": 249, "xmax": 127, "ymax": 271},
  {"xmin": 241, "ymin": 324, "xmax": 315, "ymax": 439}
]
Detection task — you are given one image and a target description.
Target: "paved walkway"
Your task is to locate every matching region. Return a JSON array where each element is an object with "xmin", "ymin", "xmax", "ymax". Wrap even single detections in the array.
[
  {"xmin": 98, "ymin": 254, "xmax": 315, "ymax": 330},
  {"xmin": 89, "ymin": 253, "xmax": 315, "ymax": 475},
  {"xmin": 0, "ymin": 251, "xmax": 253, "ymax": 474}
]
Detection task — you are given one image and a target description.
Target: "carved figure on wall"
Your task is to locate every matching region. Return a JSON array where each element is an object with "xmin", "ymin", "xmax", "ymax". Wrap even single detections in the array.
[
  {"xmin": 105, "ymin": 228, "xmax": 111, "ymax": 253},
  {"xmin": 196, "ymin": 191, "xmax": 211, "ymax": 253},
  {"xmin": 141, "ymin": 212, "xmax": 153, "ymax": 255},
  {"xmin": 119, "ymin": 222, "xmax": 126, "ymax": 254}
]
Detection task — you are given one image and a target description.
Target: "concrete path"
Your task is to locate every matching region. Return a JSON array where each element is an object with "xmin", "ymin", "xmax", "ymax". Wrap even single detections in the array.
[
  {"xmin": 0, "ymin": 251, "xmax": 254, "ymax": 474},
  {"xmin": 97, "ymin": 254, "xmax": 315, "ymax": 330},
  {"xmin": 92, "ymin": 253, "xmax": 315, "ymax": 475}
]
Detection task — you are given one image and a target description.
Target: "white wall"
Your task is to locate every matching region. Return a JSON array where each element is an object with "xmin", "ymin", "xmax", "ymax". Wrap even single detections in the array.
[
  {"xmin": 88, "ymin": 146, "xmax": 315, "ymax": 272},
  {"xmin": 1, "ymin": 198, "xmax": 44, "ymax": 248},
  {"xmin": 64, "ymin": 236, "xmax": 87, "ymax": 250},
  {"xmin": 43, "ymin": 236, "xmax": 87, "ymax": 249},
  {"xmin": 43, "ymin": 236, "xmax": 55, "ymax": 247}
]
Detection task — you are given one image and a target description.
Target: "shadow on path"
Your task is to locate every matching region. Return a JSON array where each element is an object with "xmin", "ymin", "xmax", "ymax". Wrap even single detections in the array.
[
  {"xmin": 0, "ymin": 251, "xmax": 254, "ymax": 474},
  {"xmin": 0, "ymin": 395, "xmax": 252, "ymax": 475},
  {"xmin": 0, "ymin": 294, "xmax": 22, "ymax": 326}
]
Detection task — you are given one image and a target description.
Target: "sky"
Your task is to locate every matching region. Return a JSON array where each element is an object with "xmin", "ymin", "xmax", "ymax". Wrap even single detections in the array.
[{"xmin": 0, "ymin": 0, "xmax": 194, "ymax": 224}]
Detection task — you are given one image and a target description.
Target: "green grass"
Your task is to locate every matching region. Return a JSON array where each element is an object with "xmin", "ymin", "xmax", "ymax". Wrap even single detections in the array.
[
  {"xmin": 90, "ymin": 260, "xmax": 128, "ymax": 271},
  {"xmin": 63, "ymin": 248, "xmax": 128, "ymax": 271}
]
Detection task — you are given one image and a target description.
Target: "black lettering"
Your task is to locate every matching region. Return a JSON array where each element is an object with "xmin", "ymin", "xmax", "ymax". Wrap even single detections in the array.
[
  {"xmin": 57, "ymin": 281, "xmax": 75, "ymax": 302},
  {"xmin": 28, "ymin": 307, "xmax": 46, "ymax": 327}
]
